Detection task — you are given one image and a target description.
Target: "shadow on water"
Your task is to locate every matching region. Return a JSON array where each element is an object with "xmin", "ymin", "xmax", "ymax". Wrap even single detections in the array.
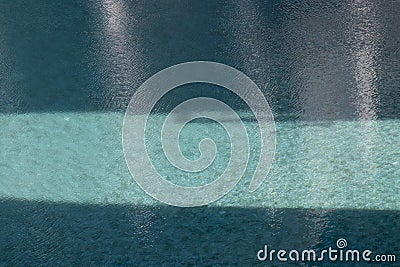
[
  {"xmin": 0, "ymin": 1, "xmax": 399, "ymax": 265},
  {"xmin": 0, "ymin": 0, "xmax": 399, "ymax": 120},
  {"xmin": 0, "ymin": 199, "xmax": 399, "ymax": 266}
]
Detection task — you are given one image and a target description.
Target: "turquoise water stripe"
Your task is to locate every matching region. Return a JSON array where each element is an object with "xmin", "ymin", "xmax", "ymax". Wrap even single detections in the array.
[{"xmin": 1, "ymin": 112, "xmax": 399, "ymax": 209}]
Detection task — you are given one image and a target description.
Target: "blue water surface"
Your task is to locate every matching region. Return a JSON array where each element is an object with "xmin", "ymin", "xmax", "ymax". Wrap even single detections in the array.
[{"xmin": 0, "ymin": 0, "xmax": 399, "ymax": 266}]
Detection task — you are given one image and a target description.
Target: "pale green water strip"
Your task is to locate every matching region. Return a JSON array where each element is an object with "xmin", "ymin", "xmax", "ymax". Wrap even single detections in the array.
[{"xmin": 1, "ymin": 112, "xmax": 399, "ymax": 210}]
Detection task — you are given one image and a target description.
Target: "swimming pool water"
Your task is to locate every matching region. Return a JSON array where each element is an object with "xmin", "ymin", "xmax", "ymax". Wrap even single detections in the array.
[
  {"xmin": 0, "ymin": 0, "xmax": 399, "ymax": 266},
  {"xmin": 1, "ymin": 112, "xmax": 399, "ymax": 210}
]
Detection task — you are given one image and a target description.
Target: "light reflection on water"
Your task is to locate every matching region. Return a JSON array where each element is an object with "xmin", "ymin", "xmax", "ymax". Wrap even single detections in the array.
[
  {"xmin": 0, "ymin": 1, "xmax": 399, "ymax": 266},
  {"xmin": 0, "ymin": 0, "xmax": 398, "ymax": 118},
  {"xmin": 349, "ymin": 0, "xmax": 380, "ymax": 121}
]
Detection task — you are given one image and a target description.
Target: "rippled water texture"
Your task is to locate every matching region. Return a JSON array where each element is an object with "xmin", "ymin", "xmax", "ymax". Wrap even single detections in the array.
[{"xmin": 0, "ymin": 0, "xmax": 399, "ymax": 266}]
